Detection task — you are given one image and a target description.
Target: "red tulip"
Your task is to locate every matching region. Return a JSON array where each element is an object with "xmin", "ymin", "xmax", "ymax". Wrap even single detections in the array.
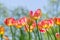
[
  {"xmin": 29, "ymin": 9, "xmax": 42, "ymax": 20},
  {"xmin": 18, "ymin": 17, "xmax": 27, "ymax": 26},
  {"xmin": 40, "ymin": 29, "xmax": 46, "ymax": 33},
  {"xmin": 4, "ymin": 17, "xmax": 16, "ymax": 26},
  {"xmin": 48, "ymin": 18, "xmax": 54, "ymax": 27},
  {"xmin": 55, "ymin": 33, "xmax": 60, "ymax": 40}
]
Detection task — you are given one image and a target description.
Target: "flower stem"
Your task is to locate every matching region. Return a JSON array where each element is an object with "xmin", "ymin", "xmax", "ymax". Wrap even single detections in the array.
[
  {"xmin": 14, "ymin": 27, "xmax": 17, "ymax": 40},
  {"xmin": 29, "ymin": 25, "xmax": 31, "ymax": 40},
  {"xmin": 19, "ymin": 29, "xmax": 21, "ymax": 40},
  {"xmin": 36, "ymin": 20, "xmax": 40, "ymax": 40},
  {"xmin": 10, "ymin": 27, "xmax": 15, "ymax": 40},
  {"xmin": 51, "ymin": 27, "xmax": 57, "ymax": 40},
  {"xmin": 33, "ymin": 31, "xmax": 37, "ymax": 40},
  {"xmin": 19, "ymin": 28, "xmax": 24, "ymax": 40},
  {"xmin": 59, "ymin": 25, "xmax": 60, "ymax": 33},
  {"xmin": 46, "ymin": 31, "xmax": 50, "ymax": 40},
  {"xmin": 39, "ymin": 31, "xmax": 42, "ymax": 40},
  {"xmin": 19, "ymin": 28, "xmax": 22, "ymax": 40},
  {"xmin": 46, "ymin": 30, "xmax": 53, "ymax": 40},
  {"xmin": 0, "ymin": 35, "xmax": 3, "ymax": 40}
]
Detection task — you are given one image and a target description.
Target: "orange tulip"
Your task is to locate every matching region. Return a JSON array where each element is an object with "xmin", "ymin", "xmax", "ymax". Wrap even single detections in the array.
[
  {"xmin": 38, "ymin": 21, "xmax": 43, "ymax": 30},
  {"xmin": 29, "ymin": 9, "xmax": 42, "ymax": 20},
  {"xmin": 54, "ymin": 17, "xmax": 60, "ymax": 25},
  {"xmin": 38, "ymin": 18, "xmax": 54, "ymax": 32},
  {"xmin": 27, "ymin": 17, "xmax": 34, "ymax": 25},
  {"xmin": 38, "ymin": 20, "xmax": 48, "ymax": 33},
  {"xmin": 13, "ymin": 20, "xmax": 22, "ymax": 28},
  {"xmin": 25, "ymin": 21, "xmax": 36, "ymax": 32},
  {"xmin": 4, "ymin": 17, "xmax": 16, "ymax": 26},
  {"xmin": 38, "ymin": 20, "xmax": 49, "ymax": 30},
  {"xmin": 41, "ymin": 20, "xmax": 49, "ymax": 29},
  {"xmin": 0, "ymin": 26, "xmax": 5, "ymax": 35}
]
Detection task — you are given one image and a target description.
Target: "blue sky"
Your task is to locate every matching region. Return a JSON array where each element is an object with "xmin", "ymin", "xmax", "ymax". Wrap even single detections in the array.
[{"xmin": 0, "ymin": 0, "xmax": 48, "ymax": 11}]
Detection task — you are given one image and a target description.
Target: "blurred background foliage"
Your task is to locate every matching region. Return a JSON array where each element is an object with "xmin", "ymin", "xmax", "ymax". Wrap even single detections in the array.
[
  {"xmin": 39, "ymin": 0, "xmax": 60, "ymax": 21},
  {"xmin": 43, "ymin": 0, "xmax": 60, "ymax": 18}
]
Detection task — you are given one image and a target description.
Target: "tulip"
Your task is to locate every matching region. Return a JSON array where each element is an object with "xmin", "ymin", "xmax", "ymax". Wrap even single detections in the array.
[
  {"xmin": 24, "ymin": 21, "xmax": 36, "ymax": 40},
  {"xmin": 4, "ymin": 17, "xmax": 16, "ymax": 26},
  {"xmin": 25, "ymin": 21, "xmax": 36, "ymax": 32},
  {"xmin": 48, "ymin": 18, "xmax": 54, "ymax": 27},
  {"xmin": 27, "ymin": 17, "xmax": 34, "ymax": 25},
  {"xmin": 0, "ymin": 26, "xmax": 5, "ymax": 40},
  {"xmin": 38, "ymin": 18, "xmax": 54, "ymax": 31},
  {"xmin": 24, "ymin": 17, "xmax": 36, "ymax": 32},
  {"xmin": 18, "ymin": 17, "xmax": 27, "ymax": 26},
  {"xmin": 55, "ymin": 33, "xmax": 60, "ymax": 40},
  {"xmin": 0, "ymin": 26, "xmax": 5, "ymax": 35},
  {"xmin": 40, "ymin": 29, "xmax": 46, "ymax": 33},
  {"xmin": 54, "ymin": 17, "xmax": 60, "ymax": 34},
  {"xmin": 54, "ymin": 17, "xmax": 60, "ymax": 25},
  {"xmin": 29, "ymin": 9, "xmax": 42, "ymax": 20},
  {"xmin": 4, "ymin": 17, "xmax": 16, "ymax": 40},
  {"xmin": 13, "ymin": 20, "xmax": 22, "ymax": 28},
  {"xmin": 38, "ymin": 20, "xmax": 49, "ymax": 31}
]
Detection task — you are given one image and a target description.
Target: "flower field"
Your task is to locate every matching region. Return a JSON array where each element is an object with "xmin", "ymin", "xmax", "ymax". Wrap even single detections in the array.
[{"xmin": 0, "ymin": 9, "xmax": 60, "ymax": 40}]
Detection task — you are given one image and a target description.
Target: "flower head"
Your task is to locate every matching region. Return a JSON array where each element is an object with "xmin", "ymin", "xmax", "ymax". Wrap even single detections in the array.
[
  {"xmin": 25, "ymin": 20, "xmax": 36, "ymax": 32},
  {"xmin": 55, "ymin": 33, "xmax": 60, "ymax": 40},
  {"xmin": 4, "ymin": 17, "xmax": 15, "ymax": 26},
  {"xmin": 38, "ymin": 20, "xmax": 49, "ymax": 30},
  {"xmin": 29, "ymin": 9, "xmax": 42, "ymax": 20},
  {"xmin": 18, "ymin": 17, "xmax": 27, "ymax": 26},
  {"xmin": 48, "ymin": 18, "xmax": 54, "ymax": 27},
  {"xmin": 54, "ymin": 17, "xmax": 60, "ymax": 25},
  {"xmin": 13, "ymin": 20, "xmax": 22, "ymax": 28},
  {"xmin": 0, "ymin": 26, "xmax": 5, "ymax": 35},
  {"xmin": 27, "ymin": 17, "xmax": 34, "ymax": 25},
  {"xmin": 40, "ymin": 29, "xmax": 46, "ymax": 33},
  {"xmin": 38, "ymin": 18, "xmax": 54, "ymax": 33}
]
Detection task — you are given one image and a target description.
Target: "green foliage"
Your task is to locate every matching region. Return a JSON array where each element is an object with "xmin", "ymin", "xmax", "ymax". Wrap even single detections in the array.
[{"xmin": 11, "ymin": 7, "xmax": 29, "ymax": 19}]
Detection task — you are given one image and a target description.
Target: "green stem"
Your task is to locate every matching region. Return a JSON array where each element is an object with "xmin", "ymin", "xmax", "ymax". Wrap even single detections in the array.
[
  {"xmin": 19, "ymin": 29, "xmax": 21, "ymax": 40},
  {"xmin": 40, "ymin": 31, "xmax": 42, "ymax": 40},
  {"xmin": 29, "ymin": 25, "xmax": 31, "ymax": 40},
  {"xmin": 14, "ymin": 27, "xmax": 17, "ymax": 40},
  {"xmin": 46, "ymin": 31, "xmax": 50, "ymax": 40},
  {"xmin": 46, "ymin": 30, "xmax": 53, "ymax": 40},
  {"xmin": 29, "ymin": 32, "xmax": 30, "ymax": 40},
  {"xmin": 33, "ymin": 31, "xmax": 37, "ymax": 40},
  {"xmin": 51, "ymin": 27, "xmax": 57, "ymax": 40},
  {"xmin": 36, "ymin": 20, "xmax": 41, "ymax": 40},
  {"xmin": 0, "ymin": 35, "xmax": 3, "ymax": 40},
  {"xmin": 10, "ymin": 27, "xmax": 15, "ymax": 40},
  {"xmin": 59, "ymin": 25, "xmax": 60, "ymax": 33},
  {"xmin": 19, "ymin": 28, "xmax": 24, "ymax": 40}
]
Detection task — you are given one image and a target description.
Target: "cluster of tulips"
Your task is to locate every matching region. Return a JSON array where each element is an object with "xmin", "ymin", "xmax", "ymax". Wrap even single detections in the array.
[{"xmin": 0, "ymin": 9, "xmax": 60, "ymax": 40}]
